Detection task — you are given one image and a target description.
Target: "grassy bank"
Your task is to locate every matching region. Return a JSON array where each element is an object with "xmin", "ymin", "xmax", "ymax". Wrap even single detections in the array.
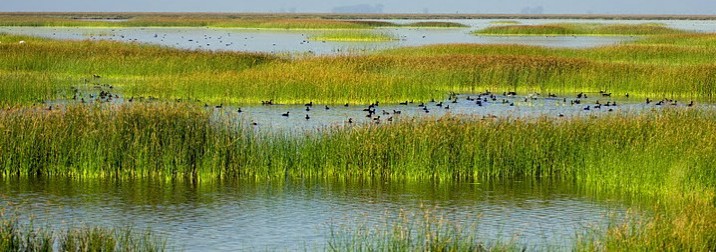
[
  {"xmin": 3, "ymin": 31, "xmax": 716, "ymax": 105},
  {"xmin": 0, "ymin": 14, "xmax": 467, "ymax": 29},
  {"xmin": 0, "ymin": 104, "xmax": 715, "ymax": 249},
  {"xmin": 474, "ymin": 23, "xmax": 687, "ymax": 35},
  {"xmin": 309, "ymin": 30, "xmax": 397, "ymax": 42}
]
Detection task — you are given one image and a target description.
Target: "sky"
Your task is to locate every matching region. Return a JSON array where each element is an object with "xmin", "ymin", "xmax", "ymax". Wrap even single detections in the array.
[{"xmin": 2, "ymin": 0, "xmax": 715, "ymax": 15}]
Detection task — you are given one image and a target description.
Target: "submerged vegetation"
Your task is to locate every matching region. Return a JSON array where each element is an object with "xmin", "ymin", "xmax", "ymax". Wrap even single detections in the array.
[
  {"xmin": 310, "ymin": 30, "xmax": 398, "ymax": 42},
  {"xmin": 475, "ymin": 22, "xmax": 687, "ymax": 35},
  {"xmin": 0, "ymin": 213, "xmax": 166, "ymax": 251}
]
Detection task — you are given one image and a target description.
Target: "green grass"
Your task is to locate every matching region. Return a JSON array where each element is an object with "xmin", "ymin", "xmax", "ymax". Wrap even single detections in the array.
[
  {"xmin": 310, "ymin": 30, "xmax": 398, "ymax": 42},
  {"xmin": 4, "ymin": 31, "xmax": 716, "ymax": 106},
  {"xmin": 474, "ymin": 23, "xmax": 687, "ymax": 36}
]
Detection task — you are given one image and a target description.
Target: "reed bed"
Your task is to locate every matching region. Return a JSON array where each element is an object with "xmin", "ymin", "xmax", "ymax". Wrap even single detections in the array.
[
  {"xmin": 309, "ymin": 31, "xmax": 398, "ymax": 42},
  {"xmin": 475, "ymin": 23, "xmax": 687, "ymax": 36},
  {"xmin": 1, "ymin": 104, "xmax": 715, "ymax": 249},
  {"xmin": 0, "ymin": 14, "xmax": 468, "ymax": 29},
  {"xmin": 4, "ymin": 32, "xmax": 716, "ymax": 105}
]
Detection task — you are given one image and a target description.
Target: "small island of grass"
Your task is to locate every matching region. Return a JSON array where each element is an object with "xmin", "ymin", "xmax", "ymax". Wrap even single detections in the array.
[
  {"xmin": 309, "ymin": 30, "xmax": 398, "ymax": 42},
  {"xmin": 474, "ymin": 22, "xmax": 687, "ymax": 36}
]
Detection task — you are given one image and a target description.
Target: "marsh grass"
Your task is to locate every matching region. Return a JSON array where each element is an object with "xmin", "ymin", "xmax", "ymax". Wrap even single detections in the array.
[
  {"xmin": 0, "ymin": 14, "xmax": 468, "ymax": 29},
  {"xmin": 0, "ymin": 212, "xmax": 166, "ymax": 252},
  {"xmin": 310, "ymin": 30, "xmax": 398, "ymax": 42},
  {"xmin": 327, "ymin": 207, "xmax": 520, "ymax": 251},
  {"xmin": 1, "ymin": 104, "xmax": 716, "ymax": 249},
  {"xmin": 4, "ymin": 31, "xmax": 716, "ymax": 105},
  {"xmin": 475, "ymin": 23, "xmax": 687, "ymax": 36}
]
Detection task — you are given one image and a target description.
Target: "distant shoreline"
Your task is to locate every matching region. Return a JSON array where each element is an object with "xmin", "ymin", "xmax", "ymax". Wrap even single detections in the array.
[{"xmin": 2, "ymin": 12, "xmax": 716, "ymax": 20}]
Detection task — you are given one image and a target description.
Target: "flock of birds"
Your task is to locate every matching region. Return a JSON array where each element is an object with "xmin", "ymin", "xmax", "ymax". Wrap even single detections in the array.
[{"xmin": 46, "ymin": 75, "xmax": 699, "ymax": 130}]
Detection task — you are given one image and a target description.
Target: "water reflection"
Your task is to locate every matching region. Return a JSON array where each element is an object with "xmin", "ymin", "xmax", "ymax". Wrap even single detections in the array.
[{"xmin": 1, "ymin": 177, "xmax": 624, "ymax": 251}]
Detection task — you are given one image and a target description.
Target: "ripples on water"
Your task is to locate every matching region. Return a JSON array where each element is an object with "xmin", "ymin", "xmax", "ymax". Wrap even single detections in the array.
[{"xmin": 1, "ymin": 178, "xmax": 625, "ymax": 251}]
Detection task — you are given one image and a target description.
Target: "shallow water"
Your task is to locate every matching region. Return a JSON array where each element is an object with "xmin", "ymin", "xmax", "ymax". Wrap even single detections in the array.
[
  {"xmin": 6, "ymin": 18, "xmax": 715, "ymax": 55},
  {"xmin": 0, "ymin": 178, "xmax": 624, "ymax": 251},
  {"xmin": 2, "ymin": 19, "xmax": 714, "ymax": 55},
  {"xmin": 46, "ymin": 86, "xmax": 705, "ymax": 134}
]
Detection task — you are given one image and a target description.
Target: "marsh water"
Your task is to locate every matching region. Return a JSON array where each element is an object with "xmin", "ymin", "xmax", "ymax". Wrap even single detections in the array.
[
  {"xmin": 2, "ymin": 18, "xmax": 703, "ymax": 250},
  {"xmin": 0, "ymin": 177, "xmax": 624, "ymax": 251},
  {"xmin": 2, "ymin": 19, "xmax": 716, "ymax": 55}
]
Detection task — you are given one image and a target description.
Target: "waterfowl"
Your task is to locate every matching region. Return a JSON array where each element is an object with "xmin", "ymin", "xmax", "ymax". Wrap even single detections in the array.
[
  {"xmin": 399, "ymin": 101, "xmax": 408, "ymax": 105},
  {"xmin": 344, "ymin": 103, "xmax": 349, "ymax": 107},
  {"xmin": 393, "ymin": 110, "xmax": 401, "ymax": 115},
  {"xmin": 347, "ymin": 118, "xmax": 353, "ymax": 124},
  {"xmin": 237, "ymin": 108, "xmax": 242, "ymax": 113},
  {"xmin": 305, "ymin": 114, "xmax": 310, "ymax": 120},
  {"xmin": 305, "ymin": 101, "xmax": 313, "ymax": 107},
  {"xmin": 306, "ymin": 106, "xmax": 311, "ymax": 111},
  {"xmin": 688, "ymin": 101, "xmax": 695, "ymax": 107},
  {"xmin": 282, "ymin": 111, "xmax": 290, "ymax": 117},
  {"xmin": 325, "ymin": 105, "xmax": 330, "ymax": 110}
]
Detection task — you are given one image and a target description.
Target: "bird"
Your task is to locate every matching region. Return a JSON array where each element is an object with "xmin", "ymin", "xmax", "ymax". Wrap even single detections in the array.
[
  {"xmin": 325, "ymin": 105, "xmax": 330, "ymax": 110},
  {"xmin": 237, "ymin": 108, "xmax": 242, "ymax": 113},
  {"xmin": 305, "ymin": 114, "xmax": 310, "ymax": 120},
  {"xmin": 282, "ymin": 111, "xmax": 290, "ymax": 117}
]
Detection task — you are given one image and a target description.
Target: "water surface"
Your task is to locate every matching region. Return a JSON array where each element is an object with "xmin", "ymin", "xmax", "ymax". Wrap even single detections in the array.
[{"xmin": 1, "ymin": 178, "xmax": 624, "ymax": 251}]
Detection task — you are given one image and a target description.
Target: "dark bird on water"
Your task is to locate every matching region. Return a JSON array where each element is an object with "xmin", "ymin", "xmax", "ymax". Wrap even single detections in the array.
[{"xmin": 282, "ymin": 111, "xmax": 290, "ymax": 117}]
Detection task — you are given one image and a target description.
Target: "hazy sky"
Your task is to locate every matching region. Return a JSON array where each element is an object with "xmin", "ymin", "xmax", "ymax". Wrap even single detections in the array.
[{"xmin": 2, "ymin": 0, "xmax": 715, "ymax": 15}]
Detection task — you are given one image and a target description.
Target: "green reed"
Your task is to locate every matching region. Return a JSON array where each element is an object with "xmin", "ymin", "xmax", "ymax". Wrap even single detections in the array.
[
  {"xmin": 4, "ymin": 31, "xmax": 716, "ymax": 105},
  {"xmin": 327, "ymin": 206, "xmax": 519, "ymax": 251},
  {"xmin": 0, "ymin": 213, "xmax": 165, "ymax": 252},
  {"xmin": 310, "ymin": 30, "xmax": 398, "ymax": 42},
  {"xmin": 1, "ymin": 104, "xmax": 716, "ymax": 249}
]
